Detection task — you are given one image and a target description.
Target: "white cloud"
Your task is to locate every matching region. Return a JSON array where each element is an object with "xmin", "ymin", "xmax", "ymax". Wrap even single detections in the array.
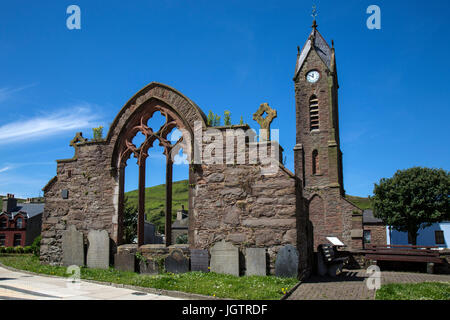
[
  {"xmin": 0, "ymin": 84, "xmax": 37, "ymax": 103},
  {"xmin": 0, "ymin": 103, "xmax": 101, "ymax": 145},
  {"xmin": 0, "ymin": 166, "xmax": 11, "ymax": 173}
]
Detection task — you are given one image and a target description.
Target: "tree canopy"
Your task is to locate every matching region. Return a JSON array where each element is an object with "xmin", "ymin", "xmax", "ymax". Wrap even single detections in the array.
[{"xmin": 372, "ymin": 167, "xmax": 449, "ymax": 245}]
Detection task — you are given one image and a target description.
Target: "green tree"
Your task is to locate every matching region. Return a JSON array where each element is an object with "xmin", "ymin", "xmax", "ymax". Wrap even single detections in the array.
[
  {"xmin": 123, "ymin": 196, "xmax": 138, "ymax": 243},
  {"xmin": 239, "ymin": 116, "xmax": 244, "ymax": 125},
  {"xmin": 372, "ymin": 167, "xmax": 449, "ymax": 245}
]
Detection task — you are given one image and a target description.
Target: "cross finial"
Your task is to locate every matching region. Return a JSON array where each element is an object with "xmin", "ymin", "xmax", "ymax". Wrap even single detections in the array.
[{"xmin": 253, "ymin": 103, "xmax": 277, "ymax": 142}]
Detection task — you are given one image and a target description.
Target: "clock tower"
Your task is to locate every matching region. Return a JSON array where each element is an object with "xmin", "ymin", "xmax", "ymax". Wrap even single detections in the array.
[{"xmin": 294, "ymin": 20, "xmax": 363, "ymax": 250}]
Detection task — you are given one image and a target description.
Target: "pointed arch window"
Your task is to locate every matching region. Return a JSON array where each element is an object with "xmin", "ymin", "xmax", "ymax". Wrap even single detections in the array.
[
  {"xmin": 312, "ymin": 149, "xmax": 319, "ymax": 175},
  {"xmin": 309, "ymin": 95, "xmax": 319, "ymax": 131}
]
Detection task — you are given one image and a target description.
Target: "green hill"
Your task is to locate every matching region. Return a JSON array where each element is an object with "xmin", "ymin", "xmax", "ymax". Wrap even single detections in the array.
[
  {"xmin": 125, "ymin": 180, "xmax": 372, "ymax": 232},
  {"xmin": 345, "ymin": 195, "xmax": 373, "ymax": 210},
  {"xmin": 125, "ymin": 180, "xmax": 189, "ymax": 233}
]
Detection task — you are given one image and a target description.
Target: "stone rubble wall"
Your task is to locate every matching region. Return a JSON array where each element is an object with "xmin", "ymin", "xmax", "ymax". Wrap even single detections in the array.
[{"xmin": 40, "ymin": 142, "xmax": 117, "ymax": 265}]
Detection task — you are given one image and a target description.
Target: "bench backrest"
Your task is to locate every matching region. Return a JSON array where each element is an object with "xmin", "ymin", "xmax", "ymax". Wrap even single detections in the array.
[{"xmin": 319, "ymin": 244, "xmax": 335, "ymax": 263}]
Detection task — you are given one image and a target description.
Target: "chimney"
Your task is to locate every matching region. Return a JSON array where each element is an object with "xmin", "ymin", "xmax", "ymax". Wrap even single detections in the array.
[
  {"xmin": 2, "ymin": 194, "xmax": 17, "ymax": 213},
  {"xmin": 176, "ymin": 205, "xmax": 188, "ymax": 220}
]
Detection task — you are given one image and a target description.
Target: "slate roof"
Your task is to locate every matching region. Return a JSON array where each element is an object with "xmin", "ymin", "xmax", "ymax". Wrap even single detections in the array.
[
  {"xmin": 363, "ymin": 209, "xmax": 383, "ymax": 224},
  {"xmin": 1, "ymin": 203, "xmax": 44, "ymax": 219},
  {"xmin": 294, "ymin": 26, "xmax": 333, "ymax": 79},
  {"xmin": 172, "ymin": 217, "xmax": 188, "ymax": 229}
]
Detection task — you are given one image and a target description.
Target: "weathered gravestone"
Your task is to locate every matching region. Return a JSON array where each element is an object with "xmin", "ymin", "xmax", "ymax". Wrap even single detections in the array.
[
  {"xmin": 245, "ymin": 248, "xmax": 267, "ymax": 276},
  {"xmin": 62, "ymin": 225, "xmax": 84, "ymax": 266},
  {"xmin": 139, "ymin": 259, "xmax": 160, "ymax": 275},
  {"xmin": 87, "ymin": 229, "xmax": 109, "ymax": 269},
  {"xmin": 210, "ymin": 240, "xmax": 239, "ymax": 276},
  {"xmin": 190, "ymin": 249, "xmax": 209, "ymax": 272},
  {"xmin": 165, "ymin": 249, "xmax": 189, "ymax": 274},
  {"xmin": 275, "ymin": 244, "xmax": 299, "ymax": 278},
  {"xmin": 114, "ymin": 252, "xmax": 135, "ymax": 272}
]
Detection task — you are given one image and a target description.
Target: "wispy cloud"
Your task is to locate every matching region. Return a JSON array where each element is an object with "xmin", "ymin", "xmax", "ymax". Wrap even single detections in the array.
[
  {"xmin": 0, "ymin": 103, "xmax": 101, "ymax": 145},
  {"xmin": 0, "ymin": 84, "xmax": 37, "ymax": 103},
  {"xmin": 0, "ymin": 166, "xmax": 11, "ymax": 173}
]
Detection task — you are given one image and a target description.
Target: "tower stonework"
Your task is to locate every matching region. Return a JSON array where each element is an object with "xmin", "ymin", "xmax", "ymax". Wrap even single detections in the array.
[{"xmin": 294, "ymin": 21, "xmax": 363, "ymax": 250}]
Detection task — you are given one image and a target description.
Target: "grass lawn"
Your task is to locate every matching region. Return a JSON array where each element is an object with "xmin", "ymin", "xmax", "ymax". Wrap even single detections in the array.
[
  {"xmin": 376, "ymin": 282, "xmax": 450, "ymax": 300},
  {"xmin": 0, "ymin": 254, "xmax": 297, "ymax": 300}
]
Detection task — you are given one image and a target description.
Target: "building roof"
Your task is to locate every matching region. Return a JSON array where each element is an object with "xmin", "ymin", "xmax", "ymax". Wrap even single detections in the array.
[
  {"xmin": 294, "ymin": 23, "xmax": 333, "ymax": 79},
  {"xmin": 1, "ymin": 203, "xmax": 44, "ymax": 219},
  {"xmin": 363, "ymin": 209, "xmax": 383, "ymax": 224},
  {"xmin": 172, "ymin": 217, "xmax": 188, "ymax": 229}
]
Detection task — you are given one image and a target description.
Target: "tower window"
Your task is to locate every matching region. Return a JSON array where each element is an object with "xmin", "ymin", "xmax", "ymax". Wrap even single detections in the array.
[
  {"xmin": 312, "ymin": 150, "xmax": 319, "ymax": 175},
  {"xmin": 309, "ymin": 95, "xmax": 319, "ymax": 131}
]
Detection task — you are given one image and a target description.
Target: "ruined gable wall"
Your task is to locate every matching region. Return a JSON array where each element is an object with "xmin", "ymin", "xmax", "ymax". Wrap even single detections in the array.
[{"xmin": 40, "ymin": 142, "xmax": 117, "ymax": 265}]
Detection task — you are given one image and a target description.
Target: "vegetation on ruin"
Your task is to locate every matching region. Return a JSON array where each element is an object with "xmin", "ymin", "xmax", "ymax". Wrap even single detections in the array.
[
  {"xmin": 375, "ymin": 282, "xmax": 450, "ymax": 300},
  {"xmin": 92, "ymin": 126, "xmax": 104, "ymax": 141},
  {"xmin": 0, "ymin": 254, "xmax": 297, "ymax": 300}
]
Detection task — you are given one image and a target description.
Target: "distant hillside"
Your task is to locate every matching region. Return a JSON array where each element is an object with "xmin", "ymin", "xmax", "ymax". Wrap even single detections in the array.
[
  {"xmin": 345, "ymin": 195, "xmax": 373, "ymax": 210},
  {"xmin": 0, "ymin": 195, "xmax": 29, "ymax": 204},
  {"xmin": 125, "ymin": 180, "xmax": 189, "ymax": 233},
  {"xmin": 125, "ymin": 180, "xmax": 372, "ymax": 232}
]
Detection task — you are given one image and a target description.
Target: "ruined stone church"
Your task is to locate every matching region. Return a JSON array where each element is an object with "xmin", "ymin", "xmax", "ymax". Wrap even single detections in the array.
[{"xmin": 41, "ymin": 20, "xmax": 363, "ymax": 276}]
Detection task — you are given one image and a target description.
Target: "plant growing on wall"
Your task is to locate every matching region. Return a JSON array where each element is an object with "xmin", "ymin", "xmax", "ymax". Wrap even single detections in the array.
[
  {"xmin": 214, "ymin": 114, "xmax": 221, "ymax": 126},
  {"xmin": 92, "ymin": 126, "xmax": 104, "ymax": 141},
  {"xmin": 207, "ymin": 111, "xmax": 214, "ymax": 126},
  {"xmin": 224, "ymin": 110, "xmax": 231, "ymax": 126}
]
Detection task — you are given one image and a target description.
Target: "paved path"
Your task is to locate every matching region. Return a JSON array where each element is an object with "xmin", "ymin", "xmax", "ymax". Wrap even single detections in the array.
[
  {"xmin": 0, "ymin": 266, "xmax": 180, "ymax": 300},
  {"xmin": 288, "ymin": 269, "xmax": 450, "ymax": 300}
]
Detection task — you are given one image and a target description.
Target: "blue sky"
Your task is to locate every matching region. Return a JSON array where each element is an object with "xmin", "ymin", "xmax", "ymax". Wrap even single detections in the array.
[{"xmin": 0, "ymin": 0, "xmax": 449, "ymax": 198}]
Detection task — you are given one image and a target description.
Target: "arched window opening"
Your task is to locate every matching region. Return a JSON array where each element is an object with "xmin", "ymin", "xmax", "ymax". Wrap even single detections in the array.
[
  {"xmin": 118, "ymin": 106, "xmax": 190, "ymax": 248},
  {"xmin": 312, "ymin": 150, "xmax": 319, "ymax": 175},
  {"xmin": 309, "ymin": 95, "xmax": 319, "ymax": 131}
]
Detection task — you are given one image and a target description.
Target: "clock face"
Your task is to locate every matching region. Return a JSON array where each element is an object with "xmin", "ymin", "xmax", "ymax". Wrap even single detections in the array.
[{"xmin": 306, "ymin": 70, "xmax": 320, "ymax": 83}]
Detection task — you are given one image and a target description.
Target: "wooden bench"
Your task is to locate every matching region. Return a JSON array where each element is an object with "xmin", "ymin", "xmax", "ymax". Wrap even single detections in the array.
[{"xmin": 364, "ymin": 245, "xmax": 443, "ymax": 273}]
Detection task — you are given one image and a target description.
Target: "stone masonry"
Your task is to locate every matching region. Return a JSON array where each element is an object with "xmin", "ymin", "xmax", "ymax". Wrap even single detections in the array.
[{"xmin": 41, "ymin": 22, "xmax": 363, "ymax": 276}]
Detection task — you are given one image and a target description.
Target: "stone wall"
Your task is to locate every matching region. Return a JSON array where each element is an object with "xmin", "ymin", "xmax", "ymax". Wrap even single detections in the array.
[
  {"xmin": 41, "ymin": 141, "xmax": 117, "ymax": 265},
  {"xmin": 40, "ymin": 83, "xmax": 311, "ymax": 275},
  {"xmin": 364, "ymin": 224, "xmax": 387, "ymax": 247}
]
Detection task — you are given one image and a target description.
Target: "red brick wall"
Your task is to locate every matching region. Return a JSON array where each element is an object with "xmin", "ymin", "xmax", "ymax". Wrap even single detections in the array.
[
  {"xmin": 0, "ymin": 230, "xmax": 26, "ymax": 247},
  {"xmin": 0, "ymin": 214, "xmax": 28, "ymax": 247}
]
